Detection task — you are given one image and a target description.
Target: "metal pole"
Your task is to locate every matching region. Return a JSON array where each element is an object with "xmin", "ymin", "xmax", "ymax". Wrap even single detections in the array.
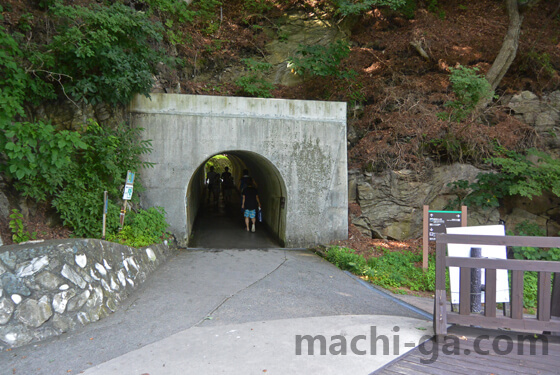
[{"xmin": 470, "ymin": 247, "xmax": 482, "ymax": 313}]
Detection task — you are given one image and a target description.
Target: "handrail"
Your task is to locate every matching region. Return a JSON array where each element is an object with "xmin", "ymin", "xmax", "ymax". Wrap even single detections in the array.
[{"xmin": 433, "ymin": 234, "xmax": 560, "ymax": 340}]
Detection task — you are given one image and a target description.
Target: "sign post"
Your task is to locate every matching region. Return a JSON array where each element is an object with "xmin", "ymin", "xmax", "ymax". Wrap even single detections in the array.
[
  {"xmin": 120, "ymin": 171, "xmax": 135, "ymax": 229},
  {"xmin": 422, "ymin": 205, "xmax": 467, "ymax": 269},
  {"xmin": 102, "ymin": 191, "xmax": 108, "ymax": 240}
]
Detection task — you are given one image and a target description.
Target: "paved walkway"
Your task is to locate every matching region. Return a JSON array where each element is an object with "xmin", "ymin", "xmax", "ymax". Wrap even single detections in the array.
[{"xmin": 1, "ymin": 249, "xmax": 433, "ymax": 375}]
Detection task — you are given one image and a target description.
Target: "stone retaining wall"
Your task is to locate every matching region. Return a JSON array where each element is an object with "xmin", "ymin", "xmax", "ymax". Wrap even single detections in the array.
[{"xmin": 0, "ymin": 239, "xmax": 171, "ymax": 348}]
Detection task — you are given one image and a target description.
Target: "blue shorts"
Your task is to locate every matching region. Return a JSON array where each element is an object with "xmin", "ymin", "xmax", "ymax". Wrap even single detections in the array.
[{"xmin": 244, "ymin": 209, "xmax": 256, "ymax": 219}]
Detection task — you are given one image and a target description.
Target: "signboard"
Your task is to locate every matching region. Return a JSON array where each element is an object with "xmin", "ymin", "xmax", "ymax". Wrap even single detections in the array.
[
  {"xmin": 122, "ymin": 171, "xmax": 135, "ymax": 200},
  {"xmin": 123, "ymin": 184, "xmax": 134, "ymax": 200},
  {"xmin": 428, "ymin": 210, "xmax": 462, "ymax": 241},
  {"xmin": 447, "ymin": 225, "xmax": 510, "ymax": 304},
  {"xmin": 422, "ymin": 205, "xmax": 467, "ymax": 269}
]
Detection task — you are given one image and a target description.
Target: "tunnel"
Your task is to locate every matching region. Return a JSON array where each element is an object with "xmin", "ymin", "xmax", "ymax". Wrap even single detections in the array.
[
  {"xmin": 186, "ymin": 151, "xmax": 287, "ymax": 247},
  {"xmin": 131, "ymin": 93, "xmax": 348, "ymax": 248}
]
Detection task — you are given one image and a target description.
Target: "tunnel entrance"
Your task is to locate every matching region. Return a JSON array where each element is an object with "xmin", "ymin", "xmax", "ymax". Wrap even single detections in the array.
[{"xmin": 186, "ymin": 151, "xmax": 287, "ymax": 248}]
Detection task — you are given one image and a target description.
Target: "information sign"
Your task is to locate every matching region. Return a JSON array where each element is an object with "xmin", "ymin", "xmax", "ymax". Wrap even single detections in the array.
[{"xmin": 428, "ymin": 210, "xmax": 462, "ymax": 241}]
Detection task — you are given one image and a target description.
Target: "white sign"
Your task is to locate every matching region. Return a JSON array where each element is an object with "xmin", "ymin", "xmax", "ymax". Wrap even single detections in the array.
[
  {"xmin": 446, "ymin": 225, "xmax": 510, "ymax": 304},
  {"xmin": 123, "ymin": 184, "xmax": 134, "ymax": 200}
]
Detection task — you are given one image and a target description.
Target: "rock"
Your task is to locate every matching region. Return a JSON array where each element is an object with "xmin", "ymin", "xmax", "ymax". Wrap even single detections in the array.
[
  {"xmin": 52, "ymin": 290, "xmax": 77, "ymax": 314},
  {"xmin": 67, "ymin": 290, "xmax": 90, "ymax": 312},
  {"xmin": 61, "ymin": 264, "xmax": 87, "ymax": 289},
  {"xmin": 0, "ymin": 324, "xmax": 33, "ymax": 347},
  {"xmin": 75, "ymin": 254, "xmax": 87, "ymax": 268},
  {"xmin": 0, "ymin": 190, "xmax": 8, "ymax": 222},
  {"xmin": 0, "ymin": 297, "xmax": 15, "ymax": 325},
  {"xmin": 1, "ymin": 273, "xmax": 31, "ymax": 296},
  {"xmin": 85, "ymin": 286, "xmax": 104, "ymax": 309},
  {"xmin": 16, "ymin": 256, "xmax": 49, "ymax": 277},
  {"xmin": 146, "ymin": 248, "xmax": 157, "ymax": 261},
  {"xmin": 16, "ymin": 296, "xmax": 53, "ymax": 328},
  {"xmin": 53, "ymin": 314, "xmax": 76, "ymax": 333},
  {"xmin": 35, "ymin": 271, "xmax": 63, "ymax": 290},
  {"xmin": 0, "ymin": 251, "xmax": 16, "ymax": 270},
  {"xmin": 354, "ymin": 163, "xmax": 484, "ymax": 240},
  {"xmin": 502, "ymin": 207, "xmax": 548, "ymax": 234}
]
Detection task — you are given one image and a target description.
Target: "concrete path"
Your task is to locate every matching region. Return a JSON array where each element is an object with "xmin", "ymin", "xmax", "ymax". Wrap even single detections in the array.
[{"xmin": 0, "ymin": 250, "xmax": 433, "ymax": 375}]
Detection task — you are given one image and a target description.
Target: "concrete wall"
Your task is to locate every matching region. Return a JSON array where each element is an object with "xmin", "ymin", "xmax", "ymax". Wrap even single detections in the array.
[
  {"xmin": 129, "ymin": 94, "xmax": 348, "ymax": 248},
  {"xmin": 0, "ymin": 239, "xmax": 171, "ymax": 348}
]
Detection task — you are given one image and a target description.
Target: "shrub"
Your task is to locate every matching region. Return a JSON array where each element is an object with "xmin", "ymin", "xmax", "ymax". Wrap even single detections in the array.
[
  {"xmin": 9, "ymin": 209, "xmax": 37, "ymax": 243},
  {"xmin": 235, "ymin": 58, "xmax": 274, "ymax": 98},
  {"xmin": 333, "ymin": 0, "xmax": 406, "ymax": 16},
  {"xmin": 449, "ymin": 148, "xmax": 560, "ymax": 209},
  {"xmin": 438, "ymin": 65, "xmax": 494, "ymax": 122},
  {"xmin": 44, "ymin": 2, "xmax": 167, "ymax": 106},
  {"xmin": 0, "ymin": 119, "xmax": 154, "ymax": 238},
  {"xmin": 107, "ymin": 207, "xmax": 169, "ymax": 248},
  {"xmin": 325, "ymin": 246, "xmax": 368, "ymax": 275},
  {"xmin": 289, "ymin": 40, "xmax": 355, "ymax": 79}
]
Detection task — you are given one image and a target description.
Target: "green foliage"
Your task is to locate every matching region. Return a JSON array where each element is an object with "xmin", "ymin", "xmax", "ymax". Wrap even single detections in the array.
[
  {"xmin": 439, "ymin": 65, "xmax": 494, "ymax": 122},
  {"xmin": 8, "ymin": 209, "xmax": 37, "ymax": 243},
  {"xmin": 235, "ymin": 58, "xmax": 275, "ymax": 98},
  {"xmin": 509, "ymin": 221, "xmax": 560, "ymax": 262},
  {"xmin": 142, "ymin": 0, "xmax": 195, "ymax": 23},
  {"xmin": 52, "ymin": 122, "xmax": 154, "ymax": 238},
  {"xmin": 366, "ymin": 249, "xmax": 437, "ymax": 292},
  {"xmin": 243, "ymin": 0, "xmax": 273, "ymax": 13},
  {"xmin": 324, "ymin": 246, "xmax": 444, "ymax": 293},
  {"xmin": 325, "ymin": 246, "xmax": 368, "ymax": 274},
  {"xmin": 450, "ymin": 148, "xmax": 560, "ymax": 209},
  {"xmin": 17, "ymin": 13, "xmax": 34, "ymax": 33},
  {"xmin": 0, "ymin": 121, "xmax": 87, "ymax": 200},
  {"xmin": 288, "ymin": 40, "xmax": 355, "ymax": 79},
  {"xmin": 333, "ymin": 0, "xmax": 406, "ymax": 16},
  {"xmin": 0, "ymin": 17, "xmax": 32, "ymax": 122},
  {"xmin": 44, "ymin": 2, "xmax": 166, "ymax": 105},
  {"xmin": 427, "ymin": 0, "xmax": 445, "ymax": 19},
  {"xmin": 107, "ymin": 207, "xmax": 169, "ymax": 248},
  {"xmin": 0, "ymin": 119, "xmax": 154, "ymax": 238}
]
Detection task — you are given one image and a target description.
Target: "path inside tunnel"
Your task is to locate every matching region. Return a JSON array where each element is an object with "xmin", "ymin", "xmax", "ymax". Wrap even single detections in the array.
[{"xmin": 188, "ymin": 191, "xmax": 280, "ymax": 249}]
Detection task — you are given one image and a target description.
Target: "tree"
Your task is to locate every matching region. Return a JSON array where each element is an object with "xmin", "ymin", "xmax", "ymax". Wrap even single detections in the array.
[{"xmin": 485, "ymin": 0, "xmax": 541, "ymax": 92}]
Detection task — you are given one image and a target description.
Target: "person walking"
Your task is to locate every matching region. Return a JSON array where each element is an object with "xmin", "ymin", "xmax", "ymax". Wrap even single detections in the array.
[
  {"xmin": 241, "ymin": 178, "xmax": 261, "ymax": 232},
  {"xmin": 206, "ymin": 166, "xmax": 220, "ymax": 206},
  {"xmin": 221, "ymin": 167, "xmax": 234, "ymax": 205}
]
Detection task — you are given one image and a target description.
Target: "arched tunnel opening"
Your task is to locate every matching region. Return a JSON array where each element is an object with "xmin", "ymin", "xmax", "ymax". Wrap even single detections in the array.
[{"xmin": 186, "ymin": 151, "xmax": 287, "ymax": 248}]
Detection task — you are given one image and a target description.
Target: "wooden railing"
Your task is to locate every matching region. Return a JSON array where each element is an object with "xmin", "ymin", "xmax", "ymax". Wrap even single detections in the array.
[{"xmin": 434, "ymin": 234, "xmax": 560, "ymax": 338}]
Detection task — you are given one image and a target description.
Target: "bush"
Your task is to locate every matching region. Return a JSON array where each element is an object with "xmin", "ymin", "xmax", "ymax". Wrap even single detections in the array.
[
  {"xmin": 288, "ymin": 40, "xmax": 355, "ymax": 79},
  {"xmin": 333, "ymin": 0, "xmax": 406, "ymax": 16},
  {"xmin": 325, "ymin": 246, "xmax": 368, "ymax": 275},
  {"xmin": 107, "ymin": 207, "xmax": 169, "ymax": 248},
  {"xmin": 43, "ymin": 2, "xmax": 167, "ymax": 106},
  {"xmin": 438, "ymin": 65, "xmax": 494, "ymax": 122},
  {"xmin": 0, "ymin": 119, "xmax": 154, "ymax": 238},
  {"xmin": 449, "ymin": 148, "xmax": 560, "ymax": 209},
  {"xmin": 235, "ymin": 58, "xmax": 274, "ymax": 98}
]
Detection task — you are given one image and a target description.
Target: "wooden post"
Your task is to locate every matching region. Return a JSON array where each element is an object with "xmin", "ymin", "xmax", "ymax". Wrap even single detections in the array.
[
  {"xmin": 102, "ymin": 191, "xmax": 108, "ymax": 240},
  {"xmin": 433, "ymin": 235, "xmax": 448, "ymax": 340},
  {"xmin": 461, "ymin": 205, "xmax": 467, "ymax": 227},
  {"xmin": 423, "ymin": 205, "xmax": 429, "ymax": 269}
]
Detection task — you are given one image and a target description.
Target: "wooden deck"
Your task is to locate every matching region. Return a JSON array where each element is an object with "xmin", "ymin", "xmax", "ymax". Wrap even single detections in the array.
[{"xmin": 373, "ymin": 325, "xmax": 560, "ymax": 375}]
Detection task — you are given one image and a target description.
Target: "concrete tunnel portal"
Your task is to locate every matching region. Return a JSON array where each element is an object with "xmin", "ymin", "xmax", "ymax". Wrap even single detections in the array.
[
  {"xmin": 130, "ymin": 93, "xmax": 348, "ymax": 248},
  {"xmin": 187, "ymin": 151, "xmax": 288, "ymax": 246}
]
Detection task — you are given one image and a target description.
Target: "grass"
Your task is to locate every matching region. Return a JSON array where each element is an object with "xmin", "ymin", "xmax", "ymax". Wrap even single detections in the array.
[
  {"xmin": 324, "ymin": 245, "xmax": 445, "ymax": 295},
  {"xmin": 323, "ymin": 245, "xmax": 543, "ymax": 310}
]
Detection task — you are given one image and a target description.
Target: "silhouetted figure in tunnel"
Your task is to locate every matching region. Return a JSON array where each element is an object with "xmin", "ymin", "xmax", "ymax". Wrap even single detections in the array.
[
  {"xmin": 206, "ymin": 166, "xmax": 220, "ymax": 207},
  {"xmin": 242, "ymin": 178, "xmax": 261, "ymax": 232},
  {"xmin": 221, "ymin": 167, "xmax": 234, "ymax": 205}
]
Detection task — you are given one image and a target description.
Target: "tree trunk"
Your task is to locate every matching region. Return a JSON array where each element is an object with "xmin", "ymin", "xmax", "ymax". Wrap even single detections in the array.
[{"xmin": 485, "ymin": 0, "xmax": 524, "ymax": 93}]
